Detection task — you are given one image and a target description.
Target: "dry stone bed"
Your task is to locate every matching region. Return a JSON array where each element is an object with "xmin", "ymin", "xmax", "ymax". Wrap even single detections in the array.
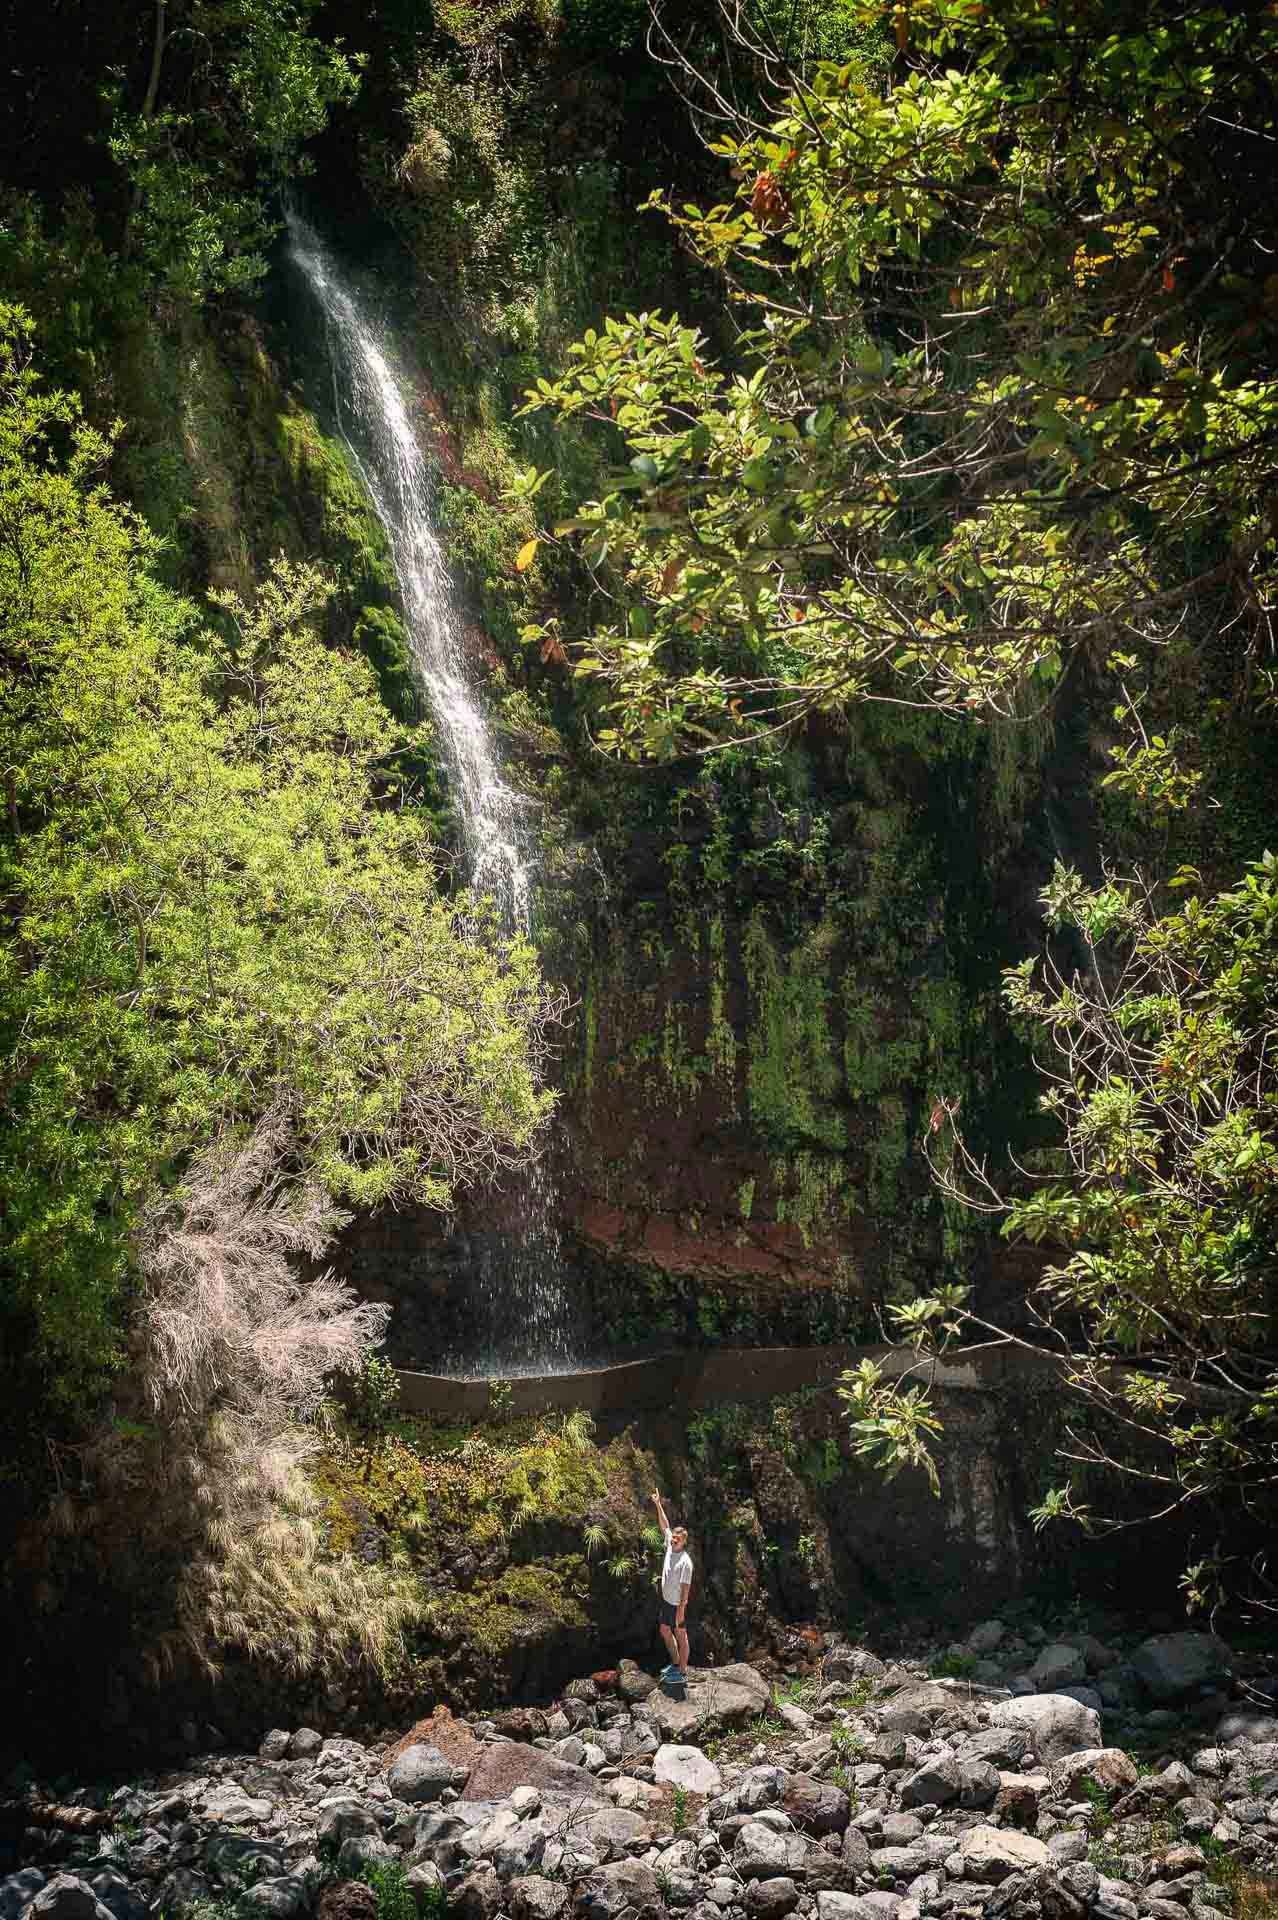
[{"xmin": 4, "ymin": 1625, "xmax": 1277, "ymax": 1920}]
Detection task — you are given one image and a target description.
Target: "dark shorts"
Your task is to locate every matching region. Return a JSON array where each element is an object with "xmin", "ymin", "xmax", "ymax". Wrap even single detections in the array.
[{"xmin": 659, "ymin": 1598, "xmax": 682, "ymax": 1630}]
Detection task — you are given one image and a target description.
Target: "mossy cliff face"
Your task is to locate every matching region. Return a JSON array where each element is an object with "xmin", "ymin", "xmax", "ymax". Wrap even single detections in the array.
[{"xmin": 542, "ymin": 713, "xmax": 1050, "ymax": 1338}]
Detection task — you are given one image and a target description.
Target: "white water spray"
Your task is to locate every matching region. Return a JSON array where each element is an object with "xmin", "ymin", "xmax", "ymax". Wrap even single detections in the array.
[
  {"xmin": 287, "ymin": 213, "xmax": 534, "ymax": 928},
  {"xmin": 287, "ymin": 213, "xmax": 577, "ymax": 1373}
]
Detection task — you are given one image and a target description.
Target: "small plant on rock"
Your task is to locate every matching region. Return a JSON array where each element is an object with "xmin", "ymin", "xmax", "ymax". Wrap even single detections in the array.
[
  {"xmin": 672, "ymin": 1785, "xmax": 689, "ymax": 1833},
  {"xmin": 359, "ymin": 1861, "xmax": 418, "ymax": 1920},
  {"xmin": 929, "ymin": 1650, "xmax": 978, "ymax": 1680}
]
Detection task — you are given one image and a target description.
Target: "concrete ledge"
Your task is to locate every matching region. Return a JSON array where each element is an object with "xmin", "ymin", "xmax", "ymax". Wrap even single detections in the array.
[{"xmin": 394, "ymin": 1340, "xmax": 1057, "ymax": 1421}]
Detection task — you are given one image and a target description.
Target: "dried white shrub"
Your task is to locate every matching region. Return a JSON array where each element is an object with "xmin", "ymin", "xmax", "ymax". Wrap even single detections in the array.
[{"xmin": 83, "ymin": 1106, "xmax": 421, "ymax": 1681}]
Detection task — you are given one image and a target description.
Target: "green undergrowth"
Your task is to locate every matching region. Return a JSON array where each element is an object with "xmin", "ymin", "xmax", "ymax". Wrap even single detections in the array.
[{"xmin": 312, "ymin": 1407, "xmax": 658, "ymax": 1662}]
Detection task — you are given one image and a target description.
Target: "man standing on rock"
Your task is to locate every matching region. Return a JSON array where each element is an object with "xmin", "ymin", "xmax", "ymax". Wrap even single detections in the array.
[{"xmin": 651, "ymin": 1490, "xmax": 693, "ymax": 1681}]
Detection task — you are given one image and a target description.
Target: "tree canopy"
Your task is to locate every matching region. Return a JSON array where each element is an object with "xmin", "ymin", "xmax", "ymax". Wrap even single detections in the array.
[{"xmin": 515, "ymin": 0, "xmax": 1278, "ymax": 764}]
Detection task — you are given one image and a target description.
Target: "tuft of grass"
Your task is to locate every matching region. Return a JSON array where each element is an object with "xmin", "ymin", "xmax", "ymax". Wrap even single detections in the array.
[
  {"xmin": 672, "ymin": 1785, "xmax": 689, "ymax": 1834},
  {"xmin": 929, "ymin": 1650, "xmax": 978, "ymax": 1680},
  {"xmin": 359, "ymin": 1862, "xmax": 425, "ymax": 1920}
]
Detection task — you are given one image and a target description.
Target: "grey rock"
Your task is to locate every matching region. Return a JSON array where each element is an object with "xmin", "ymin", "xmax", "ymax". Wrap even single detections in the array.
[
  {"xmin": 454, "ymin": 1867, "xmax": 502, "ymax": 1920},
  {"xmin": 958, "ymin": 1729, "xmax": 1029, "ymax": 1770},
  {"xmin": 957, "ymin": 1829, "xmax": 1049, "ymax": 1884},
  {"xmin": 783, "ymin": 1778, "xmax": 850, "ymax": 1836},
  {"xmin": 0, "ymin": 1875, "xmax": 45, "ymax": 1920},
  {"xmin": 1029, "ymin": 1646, "xmax": 1086, "ymax": 1691},
  {"xmin": 1131, "ymin": 1635, "xmax": 1233, "ymax": 1704},
  {"xmin": 987, "ymin": 1695, "xmax": 1102, "ymax": 1764},
  {"xmin": 823, "ymin": 1650, "xmax": 886, "ymax": 1688},
  {"xmin": 870, "ymin": 1848, "xmax": 927, "ymax": 1881},
  {"xmin": 239, "ymin": 1877, "xmax": 311, "ymax": 1919},
  {"xmin": 956, "ymin": 1761, "xmax": 1001, "ymax": 1809},
  {"xmin": 778, "ymin": 1705, "xmax": 814, "ymax": 1737},
  {"xmin": 900, "ymin": 1760, "xmax": 959, "ymax": 1809},
  {"xmin": 1045, "ymin": 1833, "xmax": 1088, "ymax": 1866},
  {"xmin": 29, "ymin": 1880, "xmax": 114, "ymax": 1920},
  {"xmin": 288, "ymin": 1731, "xmax": 323, "ymax": 1761},
  {"xmin": 878, "ymin": 1817, "xmax": 923, "ymax": 1847},
  {"xmin": 617, "ymin": 1663, "xmax": 659, "ymax": 1705},
  {"xmin": 842, "ymin": 1828, "xmax": 871, "ymax": 1876},
  {"xmin": 639, "ymin": 1667, "xmax": 771, "ymax": 1745},
  {"xmin": 316, "ymin": 1802, "xmax": 379, "ymax": 1848},
  {"xmin": 574, "ymin": 1860, "xmax": 666, "ymax": 1920},
  {"xmin": 387, "ymin": 1745, "xmax": 463, "ymax": 1806},
  {"xmin": 745, "ymin": 1880, "xmax": 800, "ymax": 1919},
  {"xmin": 259, "ymin": 1732, "xmax": 291, "ymax": 1763},
  {"xmin": 734, "ymin": 1826, "xmax": 808, "ymax": 1881},
  {"xmin": 816, "ymin": 1898, "xmax": 878, "ymax": 1920},
  {"xmin": 509, "ymin": 1881, "xmax": 570, "ymax": 1920},
  {"xmin": 1216, "ymin": 1711, "xmax": 1278, "ymax": 1748},
  {"xmin": 655, "ymin": 1748, "xmax": 722, "ymax": 1797},
  {"xmin": 585, "ymin": 1809, "xmax": 652, "ymax": 1856},
  {"xmin": 967, "ymin": 1622, "xmax": 1005, "ymax": 1656}
]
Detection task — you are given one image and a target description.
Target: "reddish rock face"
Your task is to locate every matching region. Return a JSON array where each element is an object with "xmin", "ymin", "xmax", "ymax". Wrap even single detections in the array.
[{"xmin": 387, "ymin": 1704, "xmax": 483, "ymax": 1778}]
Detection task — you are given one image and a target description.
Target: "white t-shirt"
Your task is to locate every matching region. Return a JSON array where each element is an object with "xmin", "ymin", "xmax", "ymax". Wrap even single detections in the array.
[{"xmin": 662, "ymin": 1530, "xmax": 693, "ymax": 1606}]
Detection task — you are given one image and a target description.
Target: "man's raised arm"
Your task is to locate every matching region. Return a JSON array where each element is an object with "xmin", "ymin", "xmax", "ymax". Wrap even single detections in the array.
[{"xmin": 651, "ymin": 1489, "xmax": 670, "ymax": 1537}]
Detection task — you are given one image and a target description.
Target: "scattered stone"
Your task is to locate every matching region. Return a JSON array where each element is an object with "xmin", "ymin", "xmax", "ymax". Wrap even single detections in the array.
[
  {"xmin": 967, "ymin": 1621, "xmax": 1006, "ymax": 1656},
  {"xmin": 29, "ymin": 1881, "xmax": 113, "ymax": 1920},
  {"xmin": 287, "ymin": 1729, "xmax": 323, "ymax": 1760},
  {"xmin": 390, "ymin": 1707, "xmax": 485, "ymax": 1776},
  {"xmin": 988, "ymin": 1694, "xmax": 1103, "ymax": 1764},
  {"xmin": 782, "ymin": 1777, "xmax": 850, "ymax": 1836},
  {"xmin": 745, "ymin": 1879, "xmax": 799, "ymax": 1919},
  {"xmin": 617, "ymin": 1662, "xmax": 659, "ymax": 1705},
  {"xmin": 465, "ymin": 1746, "xmax": 604, "ymax": 1805},
  {"xmin": 654, "ymin": 1748, "xmax": 722, "ymax": 1797},
  {"xmin": 957, "ymin": 1828, "xmax": 1050, "ymax": 1883},
  {"xmin": 574, "ymin": 1860, "xmax": 666, "ymax": 1920},
  {"xmin": 900, "ymin": 1759, "xmax": 961, "ymax": 1808},
  {"xmin": 387, "ymin": 1745, "xmax": 464, "ymax": 1806},
  {"xmin": 258, "ymin": 1731, "xmax": 291, "ymax": 1762},
  {"xmin": 1050, "ymin": 1749, "xmax": 1139, "ymax": 1799},
  {"xmin": 315, "ymin": 1884, "xmax": 377, "ymax": 1920},
  {"xmin": 510, "ymin": 1878, "xmax": 570, "ymax": 1920},
  {"xmin": 453, "ymin": 1866, "xmax": 502, "ymax": 1920},
  {"xmin": 1030, "ymin": 1645, "xmax": 1087, "ymax": 1691}
]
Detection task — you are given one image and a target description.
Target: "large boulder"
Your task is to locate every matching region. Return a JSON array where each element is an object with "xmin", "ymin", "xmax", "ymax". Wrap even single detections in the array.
[
  {"xmin": 958, "ymin": 1828, "xmax": 1050, "ymax": 1884},
  {"xmin": 654, "ymin": 1746, "xmax": 723, "ymax": 1797},
  {"xmin": 638, "ymin": 1665, "xmax": 771, "ymax": 1743},
  {"xmin": 988, "ymin": 1693, "xmax": 1102, "ymax": 1764},
  {"xmin": 387, "ymin": 1744, "xmax": 465, "ymax": 1805},
  {"xmin": 465, "ymin": 1745, "xmax": 605, "ymax": 1805},
  {"xmin": 1131, "ymin": 1633, "xmax": 1233, "ymax": 1703}
]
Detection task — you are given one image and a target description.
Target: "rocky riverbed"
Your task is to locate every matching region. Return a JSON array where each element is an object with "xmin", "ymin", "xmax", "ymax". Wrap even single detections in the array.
[{"xmin": 5, "ymin": 1621, "xmax": 1278, "ymax": 1920}]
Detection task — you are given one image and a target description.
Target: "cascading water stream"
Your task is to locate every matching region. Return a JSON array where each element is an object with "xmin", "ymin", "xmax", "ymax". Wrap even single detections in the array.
[{"xmin": 286, "ymin": 212, "xmax": 578, "ymax": 1375}]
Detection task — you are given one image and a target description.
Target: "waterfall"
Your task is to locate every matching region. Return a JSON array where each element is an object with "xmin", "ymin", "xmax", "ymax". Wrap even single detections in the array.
[{"xmin": 286, "ymin": 212, "xmax": 578, "ymax": 1376}]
